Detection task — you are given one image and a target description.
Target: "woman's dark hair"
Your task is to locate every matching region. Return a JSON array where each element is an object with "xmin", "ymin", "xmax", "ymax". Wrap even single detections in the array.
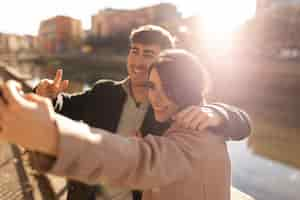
[{"xmin": 149, "ymin": 49, "xmax": 210, "ymax": 108}]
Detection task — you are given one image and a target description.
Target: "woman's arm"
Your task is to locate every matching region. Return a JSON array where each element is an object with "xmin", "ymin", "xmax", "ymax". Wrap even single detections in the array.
[
  {"xmin": 50, "ymin": 115, "xmax": 192, "ymax": 189},
  {"xmin": 49, "ymin": 115, "xmax": 227, "ymax": 190},
  {"xmin": 0, "ymin": 80, "xmax": 228, "ymax": 191}
]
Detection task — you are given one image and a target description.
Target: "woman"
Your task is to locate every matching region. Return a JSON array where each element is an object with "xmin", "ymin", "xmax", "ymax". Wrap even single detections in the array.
[{"xmin": 0, "ymin": 49, "xmax": 230, "ymax": 200}]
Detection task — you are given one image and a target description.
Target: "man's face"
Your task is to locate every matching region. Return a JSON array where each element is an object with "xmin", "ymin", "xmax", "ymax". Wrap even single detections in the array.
[{"xmin": 127, "ymin": 43, "xmax": 161, "ymax": 86}]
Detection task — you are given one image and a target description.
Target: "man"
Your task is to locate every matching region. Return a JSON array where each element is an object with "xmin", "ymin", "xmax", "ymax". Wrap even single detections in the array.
[{"xmin": 33, "ymin": 25, "xmax": 251, "ymax": 200}]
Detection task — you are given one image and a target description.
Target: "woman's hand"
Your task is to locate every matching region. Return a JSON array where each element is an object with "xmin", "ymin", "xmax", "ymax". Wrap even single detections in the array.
[{"xmin": 0, "ymin": 80, "xmax": 59, "ymax": 156}]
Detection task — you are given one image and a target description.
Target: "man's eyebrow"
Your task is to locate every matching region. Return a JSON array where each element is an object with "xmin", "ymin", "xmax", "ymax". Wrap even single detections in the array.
[{"xmin": 130, "ymin": 46, "xmax": 139, "ymax": 51}]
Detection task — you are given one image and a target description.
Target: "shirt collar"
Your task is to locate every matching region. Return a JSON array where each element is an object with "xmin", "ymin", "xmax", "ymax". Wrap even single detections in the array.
[{"xmin": 121, "ymin": 77, "xmax": 148, "ymax": 108}]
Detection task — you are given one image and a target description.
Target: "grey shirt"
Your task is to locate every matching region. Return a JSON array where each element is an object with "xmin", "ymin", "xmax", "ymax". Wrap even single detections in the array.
[{"xmin": 98, "ymin": 79, "xmax": 148, "ymax": 200}]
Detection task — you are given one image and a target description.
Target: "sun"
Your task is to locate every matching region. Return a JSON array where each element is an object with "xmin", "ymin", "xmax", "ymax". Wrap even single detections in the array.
[{"xmin": 181, "ymin": 0, "xmax": 256, "ymax": 42}]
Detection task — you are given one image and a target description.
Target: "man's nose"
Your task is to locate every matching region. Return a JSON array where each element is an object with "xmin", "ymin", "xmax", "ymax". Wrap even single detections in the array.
[{"xmin": 134, "ymin": 55, "xmax": 147, "ymax": 67}]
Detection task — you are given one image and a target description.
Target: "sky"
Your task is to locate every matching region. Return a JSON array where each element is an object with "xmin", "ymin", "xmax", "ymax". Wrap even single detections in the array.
[{"xmin": 0, "ymin": 0, "xmax": 256, "ymax": 35}]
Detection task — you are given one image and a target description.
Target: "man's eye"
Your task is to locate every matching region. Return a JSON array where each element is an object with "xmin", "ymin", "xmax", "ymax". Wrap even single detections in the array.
[
  {"xmin": 130, "ymin": 48, "xmax": 138, "ymax": 54},
  {"xmin": 131, "ymin": 50, "xmax": 138, "ymax": 54},
  {"xmin": 144, "ymin": 54, "xmax": 154, "ymax": 59}
]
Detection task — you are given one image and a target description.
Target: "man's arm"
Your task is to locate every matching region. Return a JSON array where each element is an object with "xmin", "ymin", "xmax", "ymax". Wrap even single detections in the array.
[
  {"xmin": 52, "ymin": 90, "xmax": 91, "ymax": 120},
  {"xmin": 34, "ymin": 69, "xmax": 91, "ymax": 120},
  {"xmin": 204, "ymin": 103, "xmax": 251, "ymax": 141},
  {"xmin": 173, "ymin": 103, "xmax": 252, "ymax": 141}
]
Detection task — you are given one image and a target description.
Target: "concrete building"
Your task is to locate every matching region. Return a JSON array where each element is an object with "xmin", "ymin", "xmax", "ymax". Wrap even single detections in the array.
[
  {"xmin": 91, "ymin": 3, "xmax": 181, "ymax": 38},
  {"xmin": 24, "ymin": 35, "xmax": 39, "ymax": 50},
  {"xmin": 0, "ymin": 33, "xmax": 33, "ymax": 53},
  {"xmin": 38, "ymin": 16, "xmax": 83, "ymax": 54},
  {"xmin": 256, "ymin": 0, "xmax": 300, "ymax": 15}
]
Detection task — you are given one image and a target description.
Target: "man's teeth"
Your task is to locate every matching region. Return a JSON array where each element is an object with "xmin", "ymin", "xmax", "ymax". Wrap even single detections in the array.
[
  {"xmin": 134, "ymin": 69, "xmax": 144, "ymax": 73},
  {"xmin": 154, "ymin": 106, "xmax": 166, "ymax": 111}
]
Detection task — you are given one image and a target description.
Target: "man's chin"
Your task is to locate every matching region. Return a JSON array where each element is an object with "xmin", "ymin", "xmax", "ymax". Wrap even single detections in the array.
[{"xmin": 154, "ymin": 114, "xmax": 168, "ymax": 122}]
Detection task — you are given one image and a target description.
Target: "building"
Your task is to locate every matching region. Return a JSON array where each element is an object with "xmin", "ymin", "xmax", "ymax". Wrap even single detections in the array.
[
  {"xmin": 24, "ymin": 35, "xmax": 39, "ymax": 50},
  {"xmin": 38, "ymin": 16, "xmax": 83, "ymax": 54},
  {"xmin": 256, "ymin": 0, "xmax": 300, "ymax": 15},
  {"xmin": 91, "ymin": 3, "xmax": 181, "ymax": 38},
  {"xmin": 0, "ymin": 33, "xmax": 33, "ymax": 54}
]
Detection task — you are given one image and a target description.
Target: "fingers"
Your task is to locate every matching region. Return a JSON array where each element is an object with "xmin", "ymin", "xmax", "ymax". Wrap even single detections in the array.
[
  {"xmin": 54, "ymin": 70, "xmax": 69, "ymax": 94},
  {"xmin": 173, "ymin": 106, "xmax": 221, "ymax": 131},
  {"xmin": 0, "ymin": 96, "xmax": 7, "ymax": 135},
  {"xmin": 2, "ymin": 80, "xmax": 22, "ymax": 106},
  {"xmin": 172, "ymin": 106, "xmax": 194, "ymax": 121},
  {"xmin": 0, "ymin": 85, "xmax": 7, "ymax": 104},
  {"xmin": 174, "ymin": 106, "xmax": 202, "ymax": 129},
  {"xmin": 36, "ymin": 79, "xmax": 52, "ymax": 96},
  {"xmin": 25, "ymin": 93, "xmax": 54, "ymax": 112},
  {"xmin": 185, "ymin": 107, "xmax": 222, "ymax": 131},
  {"xmin": 196, "ymin": 120, "xmax": 211, "ymax": 131},
  {"xmin": 2, "ymin": 80, "xmax": 35, "ymax": 109},
  {"xmin": 53, "ymin": 69, "xmax": 63, "ymax": 87},
  {"xmin": 24, "ymin": 93, "xmax": 45, "ymax": 104},
  {"xmin": 37, "ymin": 69, "xmax": 66, "ymax": 98},
  {"xmin": 189, "ymin": 113, "xmax": 209, "ymax": 131},
  {"xmin": 60, "ymin": 80, "xmax": 69, "ymax": 92},
  {"xmin": 0, "ymin": 98, "xmax": 7, "ymax": 120}
]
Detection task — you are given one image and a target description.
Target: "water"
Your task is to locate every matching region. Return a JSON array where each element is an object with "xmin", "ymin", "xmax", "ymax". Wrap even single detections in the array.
[{"xmin": 229, "ymin": 139, "xmax": 300, "ymax": 200}]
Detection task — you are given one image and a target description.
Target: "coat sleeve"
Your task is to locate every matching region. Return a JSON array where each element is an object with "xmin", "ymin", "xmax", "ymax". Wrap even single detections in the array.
[
  {"xmin": 49, "ymin": 115, "xmax": 225, "ymax": 190},
  {"xmin": 33, "ymin": 83, "xmax": 92, "ymax": 120},
  {"xmin": 28, "ymin": 81, "xmax": 107, "ymax": 172},
  {"xmin": 204, "ymin": 103, "xmax": 252, "ymax": 141},
  {"xmin": 53, "ymin": 86, "xmax": 95, "ymax": 121}
]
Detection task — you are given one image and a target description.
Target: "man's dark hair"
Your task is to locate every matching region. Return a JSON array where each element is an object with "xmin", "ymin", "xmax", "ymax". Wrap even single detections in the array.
[{"xmin": 129, "ymin": 25, "xmax": 175, "ymax": 50}]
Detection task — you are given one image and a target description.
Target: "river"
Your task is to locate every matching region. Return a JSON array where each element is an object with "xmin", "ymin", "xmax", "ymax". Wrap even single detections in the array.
[{"xmin": 229, "ymin": 139, "xmax": 300, "ymax": 200}]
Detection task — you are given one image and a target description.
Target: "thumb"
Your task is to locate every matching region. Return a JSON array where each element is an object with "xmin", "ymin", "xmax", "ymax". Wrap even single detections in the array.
[
  {"xmin": 2, "ymin": 80, "xmax": 27, "ymax": 106},
  {"xmin": 25, "ymin": 94, "xmax": 54, "ymax": 114},
  {"xmin": 53, "ymin": 69, "xmax": 63, "ymax": 87}
]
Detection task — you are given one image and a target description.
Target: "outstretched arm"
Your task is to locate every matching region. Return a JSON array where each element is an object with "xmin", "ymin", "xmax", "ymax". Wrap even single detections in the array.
[{"xmin": 0, "ymin": 81, "xmax": 228, "ymax": 190}]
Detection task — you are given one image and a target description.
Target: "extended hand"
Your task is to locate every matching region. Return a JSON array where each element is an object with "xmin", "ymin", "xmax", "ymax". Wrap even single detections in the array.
[
  {"xmin": 0, "ymin": 80, "xmax": 58, "ymax": 155},
  {"xmin": 35, "ymin": 69, "xmax": 69, "ymax": 99}
]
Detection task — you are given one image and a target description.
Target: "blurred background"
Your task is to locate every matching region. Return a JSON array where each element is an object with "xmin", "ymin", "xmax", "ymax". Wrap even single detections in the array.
[{"xmin": 0, "ymin": 1, "xmax": 300, "ymax": 200}]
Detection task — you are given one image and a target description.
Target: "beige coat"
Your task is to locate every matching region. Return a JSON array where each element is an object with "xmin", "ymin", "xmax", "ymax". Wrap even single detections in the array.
[{"xmin": 50, "ymin": 115, "xmax": 231, "ymax": 200}]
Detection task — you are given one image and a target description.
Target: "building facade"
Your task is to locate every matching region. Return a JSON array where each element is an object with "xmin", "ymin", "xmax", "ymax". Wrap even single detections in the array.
[
  {"xmin": 91, "ymin": 3, "xmax": 181, "ymax": 38},
  {"xmin": 256, "ymin": 0, "xmax": 300, "ymax": 15},
  {"xmin": 38, "ymin": 16, "xmax": 83, "ymax": 54},
  {"xmin": 0, "ymin": 33, "xmax": 35, "ymax": 54}
]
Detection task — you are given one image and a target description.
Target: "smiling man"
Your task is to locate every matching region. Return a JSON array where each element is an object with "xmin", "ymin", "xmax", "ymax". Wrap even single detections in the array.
[{"xmin": 32, "ymin": 25, "xmax": 251, "ymax": 200}]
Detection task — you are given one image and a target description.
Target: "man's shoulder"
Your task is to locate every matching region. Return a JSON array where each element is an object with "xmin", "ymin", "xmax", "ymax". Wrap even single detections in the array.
[
  {"xmin": 92, "ymin": 79, "xmax": 127, "ymax": 91},
  {"xmin": 94, "ymin": 79, "xmax": 125, "ymax": 86}
]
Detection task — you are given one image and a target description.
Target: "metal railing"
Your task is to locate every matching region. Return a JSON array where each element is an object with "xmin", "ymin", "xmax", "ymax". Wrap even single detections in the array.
[{"xmin": 0, "ymin": 62, "xmax": 67, "ymax": 200}]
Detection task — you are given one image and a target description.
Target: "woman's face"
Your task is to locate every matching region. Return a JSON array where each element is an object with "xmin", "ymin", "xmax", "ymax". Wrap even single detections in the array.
[{"xmin": 148, "ymin": 68, "xmax": 179, "ymax": 122}]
